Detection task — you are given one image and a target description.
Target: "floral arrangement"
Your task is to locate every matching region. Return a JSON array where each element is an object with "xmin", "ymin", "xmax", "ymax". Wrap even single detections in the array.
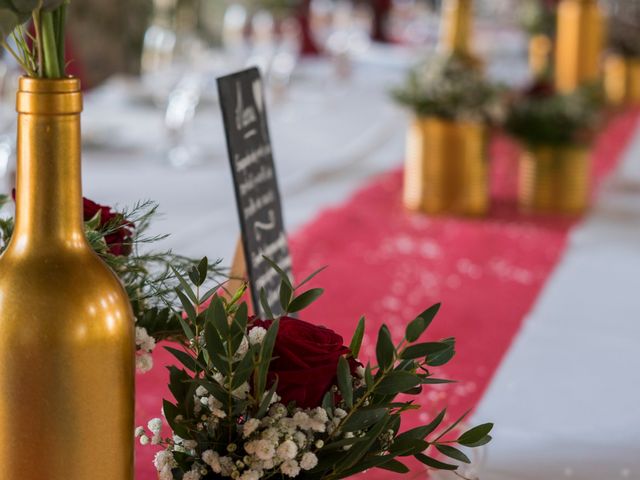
[
  {"xmin": 134, "ymin": 260, "xmax": 493, "ymax": 480},
  {"xmin": 0, "ymin": 193, "xmax": 223, "ymax": 372},
  {"xmin": 504, "ymin": 80, "xmax": 603, "ymax": 147},
  {"xmin": 0, "ymin": 0, "xmax": 71, "ymax": 78},
  {"xmin": 392, "ymin": 54, "xmax": 502, "ymax": 123}
]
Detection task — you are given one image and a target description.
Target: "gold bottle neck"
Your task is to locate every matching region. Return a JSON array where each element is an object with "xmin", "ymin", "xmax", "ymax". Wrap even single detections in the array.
[
  {"xmin": 11, "ymin": 77, "xmax": 86, "ymax": 254},
  {"xmin": 441, "ymin": 0, "xmax": 473, "ymax": 56}
]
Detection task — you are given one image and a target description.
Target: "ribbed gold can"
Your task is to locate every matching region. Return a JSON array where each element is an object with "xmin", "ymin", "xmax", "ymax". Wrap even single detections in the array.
[
  {"xmin": 555, "ymin": 0, "xmax": 604, "ymax": 92},
  {"xmin": 519, "ymin": 145, "xmax": 590, "ymax": 214},
  {"xmin": 529, "ymin": 34, "xmax": 553, "ymax": 78},
  {"xmin": 604, "ymin": 54, "xmax": 640, "ymax": 106},
  {"xmin": 404, "ymin": 117, "xmax": 488, "ymax": 216}
]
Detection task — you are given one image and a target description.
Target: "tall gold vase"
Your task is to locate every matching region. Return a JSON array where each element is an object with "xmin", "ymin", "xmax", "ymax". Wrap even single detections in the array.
[
  {"xmin": 0, "ymin": 78, "xmax": 134, "ymax": 479},
  {"xmin": 404, "ymin": 117, "xmax": 488, "ymax": 216},
  {"xmin": 519, "ymin": 145, "xmax": 590, "ymax": 214},
  {"xmin": 555, "ymin": 0, "xmax": 604, "ymax": 92},
  {"xmin": 604, "ymin": 54, "xmax": 640, "ymax": 106}
]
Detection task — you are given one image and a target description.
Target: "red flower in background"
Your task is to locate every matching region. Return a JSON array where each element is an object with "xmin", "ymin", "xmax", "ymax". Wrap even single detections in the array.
[
  {"xmin": 83, "ymin": 198, "xmax": 133, "ymax": 256},
  {"xmin": 524, "ymin": 79, "xmax": 556, "ymax": 98},
  {"xmin": 11, "ymin": 190, "xmax": 133, "ymax": 256},
  {"xmin": 250, "ymin": 316, "xmax": 360, "ymax": 408}
]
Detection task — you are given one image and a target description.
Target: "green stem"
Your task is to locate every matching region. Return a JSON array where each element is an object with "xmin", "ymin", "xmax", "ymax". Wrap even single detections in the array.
[
  {"xmin": 0, "ymin": 40, "xmax": 35, "ymax": 77},
  {"xmin": 55, "ymin": 4, "xmax": 68, "ymax": 71},
  {"xmin": 32, "ymin": 11, "xmax": 44, "ymax": 76},
  {"xmin": 40, "ymin": 11, "xmax": 62, "ymax": 78}
]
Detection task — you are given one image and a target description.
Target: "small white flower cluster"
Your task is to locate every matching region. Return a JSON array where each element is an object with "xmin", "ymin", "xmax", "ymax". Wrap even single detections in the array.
[
  {"xmin": 135, "ymin": 417, "xmax": 164, "ymax": 446},
  {"xmin": 135, "ymin": 326, "xmax": 156, "ymax": 373},
  {"xmin": 144, "ymin": 399, "xmax": 350, "ymax": 480}
]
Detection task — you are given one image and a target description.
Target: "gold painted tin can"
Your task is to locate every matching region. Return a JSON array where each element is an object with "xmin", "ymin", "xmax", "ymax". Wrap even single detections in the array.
[
  {"xmin": 519, "ymin": 145, "xmax": 590, "ymax": 214},
  {"xmin": 555, "ymin": 0, "xmax": 604, "ymax": 92},
  {"xmin": 604, "ymin": 54, "xmax": 640, "ymax": 106},
  {"xmin": 404, "ymin": 117, "xmax": 488, "ymax": 216}
]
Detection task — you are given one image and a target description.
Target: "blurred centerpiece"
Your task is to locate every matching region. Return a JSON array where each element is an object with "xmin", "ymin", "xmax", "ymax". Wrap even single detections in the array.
[
  {"xmin": 604, "ymin": 3, "xmax": 640, "ymax": 106},
  {"xmin": 393, "ymin": 54, "xmax": 499, "ymax": 216},
  {"xmin": 505, "ymin": 81, "xmax": 603, "ymax": 214}
]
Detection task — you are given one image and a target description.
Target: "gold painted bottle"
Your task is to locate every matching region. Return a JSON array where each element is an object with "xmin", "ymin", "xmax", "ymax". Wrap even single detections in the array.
[
  {"xmin": 439, "ymin": 0, "xmax": 481, "ymax": 67},
  {"xmin": 0, "ymin": 78, "xmax": 134, "ymax": 479}
]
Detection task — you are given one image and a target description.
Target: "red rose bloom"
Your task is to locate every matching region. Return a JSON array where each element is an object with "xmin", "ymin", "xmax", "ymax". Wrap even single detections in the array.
[
  {"xmin": 251, "ymin": 316, "xmax": 359, "ymax": 409},
  {"xmin": 83, "ymin": 198, "xmax": 133, "ymax": 256}
]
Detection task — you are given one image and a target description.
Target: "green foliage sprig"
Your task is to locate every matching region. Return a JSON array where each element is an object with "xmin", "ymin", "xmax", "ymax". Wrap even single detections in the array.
[
  {"xmin": 0, "ymin": 197, "xmax": 225, "ymax": 341},
  {"xmin": 139, "ymin": 257, "xmax": 493, "ymax": 480},
  {"xmin": 504, "ymin": 83, "xmax": 604, "ymax": 147},
  {"xmin": 0, "ymin": 0, "xmax": 70, "ymax": 78},
  {"xmin": 392, "ymin": 54, "xmax": 503, "ymax": 123}
]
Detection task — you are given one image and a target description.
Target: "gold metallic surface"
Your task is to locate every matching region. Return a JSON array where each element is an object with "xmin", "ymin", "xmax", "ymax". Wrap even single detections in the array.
[
  {"xmin": 555, "ymin": 0, "xmax": 604, "ymax": 92},
  {"xmin": 440, "ymin": 0, "xmax": 481, "ymax": 66},
  {"xmin": 519, "ymin": 146, "xmax": 590, "ymax": 214},
  {"xmin": 529, "ymin": 34, "xmax": 552, "ymax": 78},
  {"xmin": 404, "ymin": 117, "xmax": 488, "ymax": 216},
  {"xmin": 604, "ymin": 54, "xmax": 640, "ymax": 106},
  {"xmin": 0, "ymin": 78, "xmax": 134, "ymax": 480}
]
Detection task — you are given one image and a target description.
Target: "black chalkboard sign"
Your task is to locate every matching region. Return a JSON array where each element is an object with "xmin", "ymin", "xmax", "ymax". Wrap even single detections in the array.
[{"xmin": 217, "ymin": 67, "xmax": 292, "ymax": 317}]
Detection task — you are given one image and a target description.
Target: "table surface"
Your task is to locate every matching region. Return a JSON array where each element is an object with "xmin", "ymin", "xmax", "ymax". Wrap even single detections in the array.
[{"xmin": 65, "ymin": 47, "xmax": 640, "ymax": 480}]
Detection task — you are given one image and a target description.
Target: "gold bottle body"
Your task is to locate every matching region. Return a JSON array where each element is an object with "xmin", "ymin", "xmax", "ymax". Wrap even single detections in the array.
[{"xmin": 0, "ymin": 78, "xmax": 134, "ymax": 479}]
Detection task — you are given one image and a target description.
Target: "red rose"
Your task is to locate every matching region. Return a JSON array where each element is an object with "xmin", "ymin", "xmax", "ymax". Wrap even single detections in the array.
[
  {"xmin": 11, "ymin": 190, "xmax": 133, "ymax": 256},
  {"xmin": 250, "ymin": 316, "xmax": 359, "ymax": 409},
  {"xmin": 524, "ymin": 80, "xmax": 556, "ymax": 98},
  {"xmin": 83, "ymin": 198, "xmax": 133, "ymax": 256}
]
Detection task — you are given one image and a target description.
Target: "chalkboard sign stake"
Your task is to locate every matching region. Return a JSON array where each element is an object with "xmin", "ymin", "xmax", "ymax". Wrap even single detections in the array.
[{"xmin": 223, "ymin": 236, "xmax": 253, "ymax": 314}]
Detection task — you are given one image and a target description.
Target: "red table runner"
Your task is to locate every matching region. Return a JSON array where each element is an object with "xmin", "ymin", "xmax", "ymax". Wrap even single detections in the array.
[{"xmin": 135, "ymin": 109, "xmax": 638, "ymax": 479}]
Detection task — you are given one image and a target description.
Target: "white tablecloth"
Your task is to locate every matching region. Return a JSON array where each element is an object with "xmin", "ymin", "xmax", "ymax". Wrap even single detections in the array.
[{"xmin": 472, "ymin": 119, "xmax": 640, "ymax": 480}]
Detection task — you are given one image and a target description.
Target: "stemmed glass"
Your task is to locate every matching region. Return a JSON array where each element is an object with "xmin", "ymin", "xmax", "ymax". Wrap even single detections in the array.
[{"xmin": 309, "ymin": 0, "xmax": 374, "ymax": 79}]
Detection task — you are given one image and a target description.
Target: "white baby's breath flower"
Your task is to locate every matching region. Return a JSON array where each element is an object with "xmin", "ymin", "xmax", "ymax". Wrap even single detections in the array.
[
  {"xmin": 202, "ymin": 450, "xmax": 222, "ymax": 473},
  {"xmin": 248, "ymin": 326, "xmax": 267, "ymax": 345},
  {"xmin": 134, "ymin": 426, "xmax": 145, "ymax": 437},
  {"xmin": 158, "ymin": 465, "xmax": 173, "ymax": 480},
  {"xmin": 183, "ymin": 470, "xmax": 201, "ymax": 480},
  {"xmin": 292, "ymin": 412, "xmax": 310, "ymax": 430},
  {"xmin": 315, "ymin": 439, "xmax": 324, "ymax": 449},
  {"xmin": 154, "ymin": 450, "xmax": 176, "ymax": 471},
  {"xmin": 183, "ymin": 439, "xmax": 198, "ymax": 449},
  {"xmin": 300, "ymin": 452, "xmax": 318, "ymax": 470},
  {"xmin": 254, "ymin": 439, "xmax": 276, "ymax": 461},
  {"xmin": 136, "ymin": 353, "xmax": 153, "ymax": 373},
  {"xmin": 208, "ymin": 395, "xmax": 223, "ymax": 410},
  {"xmin": 147, "ymin": 418, "xmax": 163, "ymax": 435},
  {"xmin": 276, "ymin": 439, "xmax": 298, "ymax": 460},
  {"xmin": 151, "ymin": 434, "xmax": 162, "ymax": 445},
  {"xmin": 334, "ymin": 408, "xmax": 347, "ymax": 419},
  {"xmin": 355, "ymin": 365, "xmax": 365, "ymax": 378},
  {"xmin": 281, "ymin": 459, "xmax": 301, "ymax": 477},
  {"xmin": 139, "ymin": 435, "xmax": 150, "ymax": 445},
  {"xmin": 312, "ymin": 407, "xmax": 329, "ymax": 423},
  {"xmin": 135, "ymin": 326, "xmax": 156, "ymax": 352},
  {"xmin": 219, "ymin": 456, "xmax": 235, "ymax": 476},
  {"xmin": 277, "ymin": 417, "xmax": 296, "ymax": 435},
  {"xmin": 195, "ymin": 385, "xmax": 208, "ymax": 397},
  {"xmin": 240, "ymin": 469, "xmax": 261, "ymax": 480},
  {"xmin": 243, "ymin": 418, "xmax": 261, "ymax": 438},
  {"xmin": 269, "ymin": 403, "xmax": 287, "ymax": 419},
  {"xmin": 261, "ymin": 427, "xmax": 279, "ymax": 443},
  {"xmin": 293, "ymin": 431, "xmax": 307, "ymax": 448}
]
